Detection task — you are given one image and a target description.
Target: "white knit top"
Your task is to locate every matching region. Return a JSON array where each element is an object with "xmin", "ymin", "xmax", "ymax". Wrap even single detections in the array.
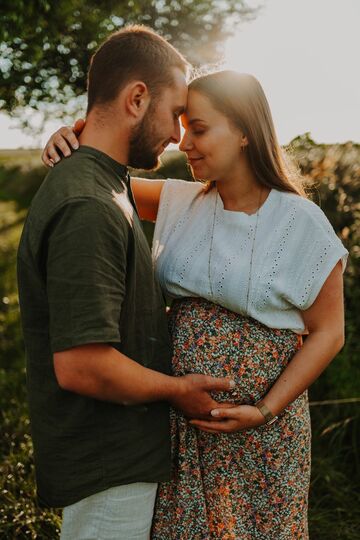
[{"xmin": 152, "ymin": 179, "xmax": 348, "ymax": 334}]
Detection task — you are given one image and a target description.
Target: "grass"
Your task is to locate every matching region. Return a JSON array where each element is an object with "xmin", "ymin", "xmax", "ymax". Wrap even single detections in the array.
[
  {"xmin": 309, "ymin": 403, "xmax": 360, "ymax": 539},
  {"xmin": 0, "ymin": 149, "xmax": 43, "ymax": 171},
  {"xmin": 0, "ymin": 143, "xmax": 359, "ymax": 537},
  {"xmin": 0, "ymin": 202, "xmax": 61, "ymax": 539}
]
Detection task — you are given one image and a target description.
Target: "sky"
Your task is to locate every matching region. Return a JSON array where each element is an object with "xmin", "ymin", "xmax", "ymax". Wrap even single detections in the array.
[
  {"xmin": 1, "ymin": 0, "xmax": 359, "ymax": 149},
  {"xmin": 222, "ymin": 0, "xmax": 360, "ymax": 145}
]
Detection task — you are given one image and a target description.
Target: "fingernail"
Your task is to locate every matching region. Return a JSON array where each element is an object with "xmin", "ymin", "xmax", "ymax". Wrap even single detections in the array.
[
  {"xmin": 74, "ymin": 142, "xmax": 79, "ymax": 149},
  {"xmin": 229, "ymin": 380, "xmax": 236, "ymax": 389},
  {"xmin": 54, "ymin": 157, "xmax": 60, "ymax": 163},
  {"xmin": 211, "ymin": 409, "xmax": 219, "ymax": 417}
]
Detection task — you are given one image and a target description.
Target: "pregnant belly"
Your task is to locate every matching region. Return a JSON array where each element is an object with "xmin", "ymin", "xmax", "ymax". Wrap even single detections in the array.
[{"xmin": 168, "ymin": 297, "xmax": 301, "ymax": 404}]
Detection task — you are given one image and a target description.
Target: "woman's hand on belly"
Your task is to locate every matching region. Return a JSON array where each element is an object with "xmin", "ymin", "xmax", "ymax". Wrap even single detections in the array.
[{"xmin": 189, "ymin": 404, "xmax": 265, "ymax": 433}]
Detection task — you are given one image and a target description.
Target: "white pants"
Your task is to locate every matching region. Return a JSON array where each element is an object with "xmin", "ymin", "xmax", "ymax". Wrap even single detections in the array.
[{"xmin": 60, "ymin": 482, "xmax": 158, "ymax": 540}]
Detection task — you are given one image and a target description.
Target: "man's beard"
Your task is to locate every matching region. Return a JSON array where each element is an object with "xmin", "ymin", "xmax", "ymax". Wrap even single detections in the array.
[{"xmin": 128, "ymin": 109, "xmax": 164, "ymax": 170}]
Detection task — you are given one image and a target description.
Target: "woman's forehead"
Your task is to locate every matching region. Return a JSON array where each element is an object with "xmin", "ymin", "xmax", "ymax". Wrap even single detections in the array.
[
  {"xmin": 184, "ymin": 90, "xmax": 208, "ymax": 114},
  {"xmin": 182, "ymin": 90, "xmax": 222, "ymax": 125}
]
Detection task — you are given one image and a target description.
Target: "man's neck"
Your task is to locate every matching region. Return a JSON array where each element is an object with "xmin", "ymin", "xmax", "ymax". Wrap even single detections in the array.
[{"xmin": 78, "ymin": 116, "xmax": 129, "ymax": 166}]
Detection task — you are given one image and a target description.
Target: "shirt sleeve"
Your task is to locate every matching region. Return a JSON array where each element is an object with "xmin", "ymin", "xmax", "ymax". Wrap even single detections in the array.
[
  {"xmin": 152, "ymin": 178, "xmax": 204, "ymax": 261},
  {"xmin": 45, "ymin": 198, "xmax": 129, "ymax": 352},
  {"xmin": 284, "ymin": 201, "xmax": 348, "ymax": 311}
]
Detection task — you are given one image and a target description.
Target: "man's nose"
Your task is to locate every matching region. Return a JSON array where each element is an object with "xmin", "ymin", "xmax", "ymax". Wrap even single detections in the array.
[{"xmin": 170, "ymin": 120, "xmax": 181, "ymax": 144}]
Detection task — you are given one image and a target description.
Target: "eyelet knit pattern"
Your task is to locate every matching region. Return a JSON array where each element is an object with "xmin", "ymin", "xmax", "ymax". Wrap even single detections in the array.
[{"xmin": 152, "ymin": 180, "xmax": 348, "ymax": 333}]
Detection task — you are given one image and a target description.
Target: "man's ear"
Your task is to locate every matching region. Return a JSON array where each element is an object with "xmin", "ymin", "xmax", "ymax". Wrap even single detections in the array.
[{"xmin": 124, "ymin": 81, "xmax": 150, "ymax": 120}]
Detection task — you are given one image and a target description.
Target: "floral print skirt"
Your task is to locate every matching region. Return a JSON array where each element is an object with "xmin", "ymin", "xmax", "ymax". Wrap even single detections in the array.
[{"xmin": 151, "ymin": 297, "xmax": 311, "ymax": 540}]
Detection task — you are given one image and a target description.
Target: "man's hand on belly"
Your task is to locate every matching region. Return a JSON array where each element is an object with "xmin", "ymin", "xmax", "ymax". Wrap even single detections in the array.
[{"xmin": 169, "ymin": 374, "xmax": 236, "ymax": 420}]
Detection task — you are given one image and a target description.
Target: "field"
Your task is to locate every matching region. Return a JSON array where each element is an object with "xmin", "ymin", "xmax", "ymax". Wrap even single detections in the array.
[{"xmin": 0, "ymin": 138, "xmax": 359, "ymax": 538}]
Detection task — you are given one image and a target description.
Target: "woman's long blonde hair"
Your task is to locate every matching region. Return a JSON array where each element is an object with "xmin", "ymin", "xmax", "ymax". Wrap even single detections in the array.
[{"xmin": 188, "ymin": 70, "xmax": 306, "ymax": 196}]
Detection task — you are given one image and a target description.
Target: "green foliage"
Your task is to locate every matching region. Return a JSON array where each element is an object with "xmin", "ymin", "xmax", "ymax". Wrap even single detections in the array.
[
  {"xmin": 0, "ymin": 165, "xmax": 46, "ymax": 210},
  {"xmin": 0, "ymin": 150, "xmax": 46, "ymax": 210},
  {"xmin": 309, "ymin": 405, "xmax": 360, "ymax": 540},
  {"xmin": 0, "ymin": 365, "xmax": 62, "ymax": 539},
  {"xmin": 0, "ymin": 202, "xmax": 61, "ymax": 538},
  {"xmin": 0, "ymin": 0, "xmax": 256, "ymax": 117},
  {"xmin": 0, "ymin": 140, "xmax": 359, "ymax": 537},
  {"xmin": 288, "ymin": 134, "xmax": 360, "ymax": 401}
]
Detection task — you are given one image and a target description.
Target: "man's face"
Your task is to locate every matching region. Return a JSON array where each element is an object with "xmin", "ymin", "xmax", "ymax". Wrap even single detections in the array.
[{"xmin": 128, "ymin": 67, "xmax": 188, "ymax": 169}]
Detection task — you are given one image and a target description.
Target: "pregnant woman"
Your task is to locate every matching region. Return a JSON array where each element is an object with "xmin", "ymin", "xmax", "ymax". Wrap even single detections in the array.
[{"xmin": 43, "ymin": 70, "xmax": 347, "ymax": 539}]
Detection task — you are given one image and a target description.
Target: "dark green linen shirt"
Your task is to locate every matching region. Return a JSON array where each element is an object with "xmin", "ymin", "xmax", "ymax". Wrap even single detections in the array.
[{"xmin": 17, "ymin": 146, "xmax": 172, "ymax": 508}]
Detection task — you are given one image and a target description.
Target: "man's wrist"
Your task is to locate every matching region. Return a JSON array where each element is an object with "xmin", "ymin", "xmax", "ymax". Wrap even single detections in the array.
[{"xmin": 161, "ymin": 374, "xmax": 185, "ymax": 403}]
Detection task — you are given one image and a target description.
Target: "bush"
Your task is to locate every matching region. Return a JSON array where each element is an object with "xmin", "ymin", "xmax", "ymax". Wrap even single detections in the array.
[
  {"xmin": 0, "ymin": 202, "xmax": 61, "ymax": 538},
  {"xmin": 0, "ymin": 138, "xmax": 359, "ymax": 538}
]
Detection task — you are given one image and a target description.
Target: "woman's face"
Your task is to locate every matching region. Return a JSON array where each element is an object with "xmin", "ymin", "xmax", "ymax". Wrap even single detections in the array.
[{"xmin": 179, "ymin": 89, "xmax": 244, "ymax": 182}]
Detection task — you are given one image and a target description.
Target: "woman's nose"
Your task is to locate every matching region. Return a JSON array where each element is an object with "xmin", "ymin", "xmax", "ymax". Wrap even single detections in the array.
[{"xmin": 179, "ymin": 131, "xmax": 192, "ymax": 152}]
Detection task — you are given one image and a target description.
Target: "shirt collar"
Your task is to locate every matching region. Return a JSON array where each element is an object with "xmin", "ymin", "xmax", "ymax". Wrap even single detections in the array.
[{"xmin": 77, "ymin": 145, "xmax": 129, "ymax": 182}]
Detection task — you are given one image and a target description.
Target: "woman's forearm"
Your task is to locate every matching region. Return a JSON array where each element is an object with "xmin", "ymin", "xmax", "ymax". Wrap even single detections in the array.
[{"xmin": 263, "ymin": 329, "xmax": 344, "ymax": 416}]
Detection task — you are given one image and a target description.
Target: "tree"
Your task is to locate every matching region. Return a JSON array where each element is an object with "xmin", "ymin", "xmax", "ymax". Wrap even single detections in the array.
[{"xmin": 0, "ymin": 0, "xmax": 257, "ymax": 119}]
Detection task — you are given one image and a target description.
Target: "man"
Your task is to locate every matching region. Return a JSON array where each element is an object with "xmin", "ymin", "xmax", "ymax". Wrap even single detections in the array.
[{"xmin": 17, "ymin": 25, "xmax": 233, "ymax": 539}]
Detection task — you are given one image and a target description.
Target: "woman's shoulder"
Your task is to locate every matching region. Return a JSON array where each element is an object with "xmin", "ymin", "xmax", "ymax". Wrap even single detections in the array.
[
  {"xmin": 154, "ymin": 179, "xmax": 208, "ymax": 242},
  {"xmin": 274, "ymin": 190, "xmax": 347, "ymax": 265},
  {"xmin": 276, "ymin": 190, "xmax": 332, "ymax": 226},
  {"xmin": 160, "ymin": 178, "xmax": 206, "ymax": 209},
  {"xmin": 163, "ymin": 178, "xmax": 205, "ymax": 194}
]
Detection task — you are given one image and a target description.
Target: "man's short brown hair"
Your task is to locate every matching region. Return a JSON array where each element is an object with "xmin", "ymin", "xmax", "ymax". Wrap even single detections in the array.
[{"xmin": 87, "ymin": 25, "xmax": 189, "ymax": 113}]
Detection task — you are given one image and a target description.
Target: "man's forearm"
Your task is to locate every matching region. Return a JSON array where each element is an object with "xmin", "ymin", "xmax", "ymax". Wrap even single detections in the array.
[{"xmin": 54, "ymin": 343, "xmax": 180, "ymax": 405}]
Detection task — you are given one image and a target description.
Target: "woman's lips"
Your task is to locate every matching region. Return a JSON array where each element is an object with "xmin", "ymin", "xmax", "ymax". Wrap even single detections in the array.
[{"xmin": 188, "ymin": 157, "xmax": 203, "ymax": 166}]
